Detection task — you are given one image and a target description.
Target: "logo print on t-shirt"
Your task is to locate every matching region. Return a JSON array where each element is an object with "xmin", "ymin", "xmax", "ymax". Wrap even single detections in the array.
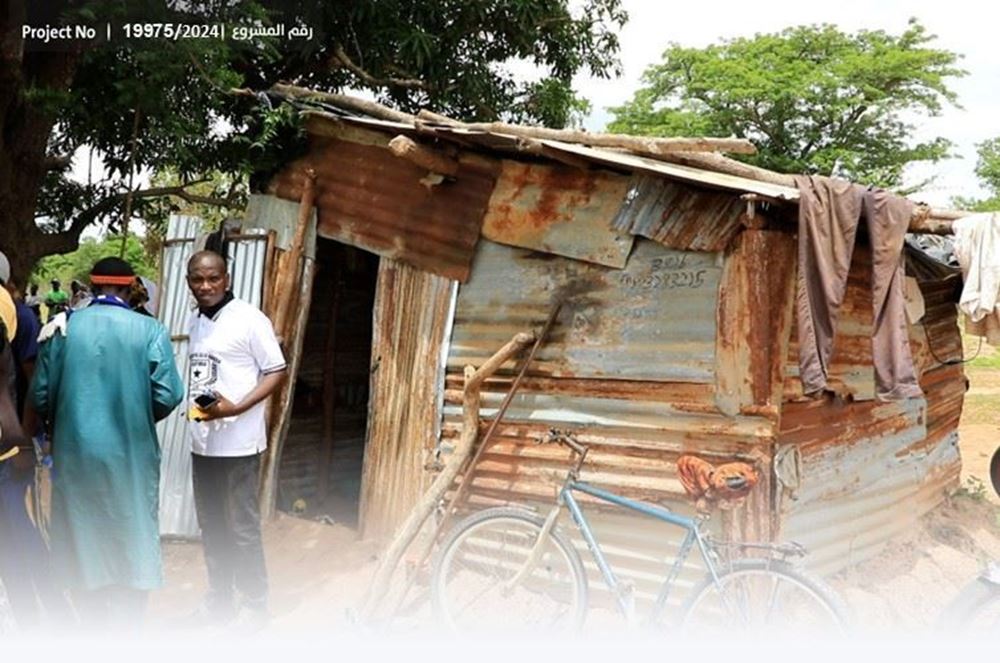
[{"xmin": 189, "ymin": 352, "xmax": 220, "ymax": 390}]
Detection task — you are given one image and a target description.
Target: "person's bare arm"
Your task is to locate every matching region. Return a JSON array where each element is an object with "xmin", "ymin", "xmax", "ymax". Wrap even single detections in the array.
[{"xmin": 200, "ymin": 369, "xmax": 286, "ymax": 421}]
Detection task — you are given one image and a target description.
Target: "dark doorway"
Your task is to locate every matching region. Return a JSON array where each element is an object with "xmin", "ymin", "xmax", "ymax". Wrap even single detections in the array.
[{"xmin": 277, "ymin": 239, "xmax": 379, "ymax": 528}]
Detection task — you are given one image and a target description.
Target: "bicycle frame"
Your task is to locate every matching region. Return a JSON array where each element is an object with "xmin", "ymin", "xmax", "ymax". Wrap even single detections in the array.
[{"xmin": 546, "ymin": 478, "xmax": 724, "ymax": 626}]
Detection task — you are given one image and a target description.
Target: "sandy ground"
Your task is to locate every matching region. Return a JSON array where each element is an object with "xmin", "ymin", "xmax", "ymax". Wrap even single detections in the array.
[
  {"xmin": 141, "ymin": 350, "xmax": 1000, "ymax": 635},
  {"xmin": 147, "ymin": 444, "xmax": 1000, "ymax": 635}
]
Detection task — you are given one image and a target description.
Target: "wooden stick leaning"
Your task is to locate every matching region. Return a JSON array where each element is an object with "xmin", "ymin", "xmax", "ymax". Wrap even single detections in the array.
[
  {"xmin": 377, "ymin": 301, "xmax": 565, "ymax": 620},
  {"xmin": 357, "ymin": 329, "xmax": 539, "ymax": 621},
  {"xmin": 432, "ymin": 301, "xmax": 563, "ymax": 541},
  {"xmin": 271, "ymin": 168, "xmax": 316, "ymax": 340}
]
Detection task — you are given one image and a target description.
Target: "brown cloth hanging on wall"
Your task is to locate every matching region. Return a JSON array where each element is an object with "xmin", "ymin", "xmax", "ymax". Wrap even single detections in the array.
[{"xmin": 794, "ymin": 175, "xmax": 922, "ymax": 401}]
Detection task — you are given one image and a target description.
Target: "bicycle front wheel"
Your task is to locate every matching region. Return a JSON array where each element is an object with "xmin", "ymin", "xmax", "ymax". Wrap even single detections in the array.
[
  {"xmin": 679, "ymin": 559, "xmax": 848, "ymax": 634},
  {"xmin": 431, "ymin": 507, "xmax": 588, "ymax": 634}
]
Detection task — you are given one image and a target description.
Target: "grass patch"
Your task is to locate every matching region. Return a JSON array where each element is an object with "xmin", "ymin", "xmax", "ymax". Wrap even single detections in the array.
[
  {"xmin": 967, "ymin": 351, "xmax": 1000, "ymax": 370},
  {"xmin": 960, "ymin": 393, "xmax": 1000, "ymax": 425}
]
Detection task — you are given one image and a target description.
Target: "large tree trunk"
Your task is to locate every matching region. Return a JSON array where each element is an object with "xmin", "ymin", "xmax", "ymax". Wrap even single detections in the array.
[{"xmin": 0, "ymin": 1, "xmax": 83, "ymax": 284}]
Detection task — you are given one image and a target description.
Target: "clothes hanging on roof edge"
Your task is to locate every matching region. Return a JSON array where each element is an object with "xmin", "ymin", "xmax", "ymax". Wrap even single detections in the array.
[
  {"xmin": 794, "ymin": 175, "xmax": 922, "ymax": 401},
  {"xmin": 951, "ymin": 212, "xmax": 1000, "ymax": 344}
]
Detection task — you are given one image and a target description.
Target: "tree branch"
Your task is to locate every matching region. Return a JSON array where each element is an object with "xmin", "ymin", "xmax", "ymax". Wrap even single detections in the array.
[
  {"xmin": 327, "ymin": 44, "xmax": 431, "ymax": 91},
  {"xmin": 53, "ymin": 179, "xmax": 235, "ymax": 239}
]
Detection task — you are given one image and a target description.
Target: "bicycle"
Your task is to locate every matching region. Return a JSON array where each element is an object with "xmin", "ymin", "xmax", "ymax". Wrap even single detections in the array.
[{"xmin": 431, "ymin": 429, "xmax": 848, "ymax": 634}]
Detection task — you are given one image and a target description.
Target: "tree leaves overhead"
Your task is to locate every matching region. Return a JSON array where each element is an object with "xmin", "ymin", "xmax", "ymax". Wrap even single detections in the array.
[
  {"xmin": 608, "ymin": 19, "xmax": 965, "ymax": 188},
  {"xmin": 953, "ymin": 138, "xmax": 1000, "ymax": 211},
  {"xmin": 14, "ymin": 0, "xmax": 625, "ymax": 271}
]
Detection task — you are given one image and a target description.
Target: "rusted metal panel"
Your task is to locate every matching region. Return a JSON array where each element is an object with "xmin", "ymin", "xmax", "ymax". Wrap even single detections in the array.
[
  {"xmin": 715, "ymin": 229, "xmax": 797, "ymax": 418},
  {"xmin": 299, "ymin": 109, "xmax": 800, "ymax": 204},
  {"xmin": 777, "ymin": 245, "xmax": 965, "ymax": 573},
  {"xmin": 910, "ymin": 278, "xmax": 964, "ymax": 374},
  {"xmin": 268, "ymin": 131, "xmax": 498, "ymax": 282},
  {"xmin": 777, "ymin": 394, "xmax": 960, "ymax": 575},
  {"xmin": 359, "ymin": 258, "xmax": 455, "ymax": 540},
  {"xmin": 439, "ymin": 418, "xmax": 775, "ymax": 570},
  {"xmin": 449, "ymin": 239, "xmax": 723, "ymax": 383},
  {"xmin": 612, "ymin": 175, "xmax": 747, "ymax": 252},
  {"xmin": 481, "ymin": 160, "xmax": 634, "ymax": 268}
]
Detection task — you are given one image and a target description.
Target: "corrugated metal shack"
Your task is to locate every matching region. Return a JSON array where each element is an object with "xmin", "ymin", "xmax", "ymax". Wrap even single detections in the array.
[{"xmin": 221, "ymin": 90, "xmax": 965, "ymax": 586}]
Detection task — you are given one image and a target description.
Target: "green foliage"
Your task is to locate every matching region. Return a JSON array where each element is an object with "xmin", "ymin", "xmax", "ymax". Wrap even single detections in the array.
[
  {"xmin": 953, "ymin": 138, "xmax": 1000, "ymax": 211},
  {"xmin": 31, "ymin": 0, "xmax": 626, "ymax": 246},
  {"xmin": 608, "ymin": 19, "xmax": 965, "ymax": 188},
  {"xmin": 953, "ymin": 476, "xmax": 989, "ymax": 502},
  {"xmin": 31, "ymin": 235, "xmax": 158, "ymax": 288}
]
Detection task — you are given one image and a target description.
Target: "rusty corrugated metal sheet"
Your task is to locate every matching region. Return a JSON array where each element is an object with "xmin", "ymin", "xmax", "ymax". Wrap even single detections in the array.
[
  {"xmin": 302, "ymin": 109, "xmax": 800, "ymax": 202},
  {"xmin": 359, "ymin": 258, "xmax": 456, "ymax": 540},
  {"xmin": 449, "ymin": 239, "xmax": 723, "ymax": 383},
  {"xmin": 777, "ymin": 395, "xmax": 959, "ymax": 575},
  {"xmin": 268, "ymin": 128, "xmax": 498, "ymax": 282},
  {"xmin": 612, "ymin": 174, "xmax": 747, "ymax": 252},
  {"xmin": 481, "ymin": 160, "xmax": 634, "ymax": 268},
  {"xmin": 714, "ymin": 229, "xmax": 797, "ymax": 418},
  {"xmin": 777, "ymin": 260, "xmax": 965, "ymax": 574},
  {"xmin": 440, "ymin": 235, "xmax": 778, "ymax": 548},
  {"xmin": 785, "ymin": 243, "xmax": 966, "ymax": 403}
]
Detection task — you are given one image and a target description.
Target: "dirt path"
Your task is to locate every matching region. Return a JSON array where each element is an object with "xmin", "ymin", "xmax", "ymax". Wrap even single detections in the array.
[{"xmin": 149, "ymin": 362, "xmax": 1000, "ymax": 634}]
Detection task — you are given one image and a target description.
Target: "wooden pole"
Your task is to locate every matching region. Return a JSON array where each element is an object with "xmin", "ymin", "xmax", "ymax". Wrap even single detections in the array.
[
  {"xmin": 415, "ymin": 109, "xmax": 756, "ymax": 156},
  {"xmin": 356, "ymin": 330, "xmax": 537, "ymax": 621},
  {"xmin": 661, "ymin": 151, "xmax": 969, "ymax": 234},
  {"xmin": 271, "ymin": 169, "xmax": 316, "ymax": 340},
  {"xmin": 387, "ymin": 135, "xmax": 459, "ymax": 177},
  {"xmin": 269, "ymin": 84, "xmax": 417, "ymax": 124},
  {"xmin": 434, "ymin": 302, "xmax": 562, "ymax": 532}
]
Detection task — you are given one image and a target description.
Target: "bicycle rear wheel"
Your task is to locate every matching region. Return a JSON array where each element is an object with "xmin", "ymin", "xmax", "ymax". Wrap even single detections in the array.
[
  {"xmin": 431, "ymin": 506, "xmax": 588, "ymax": 634},
  {"xmin": 679, "ymin": 558, "xmax": 848, "ymax": 634}
]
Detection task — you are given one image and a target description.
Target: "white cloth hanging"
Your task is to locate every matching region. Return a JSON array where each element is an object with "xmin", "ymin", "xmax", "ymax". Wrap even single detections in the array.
[{"xmin": 952, "ymin": 212, "xmax": 1000, "ymax": 343}]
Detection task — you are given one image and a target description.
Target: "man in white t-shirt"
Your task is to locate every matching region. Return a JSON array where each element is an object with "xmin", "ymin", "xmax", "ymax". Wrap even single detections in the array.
[{"xmin": 185, "ymin": 250, "xmax": 286, "ymax": 629}]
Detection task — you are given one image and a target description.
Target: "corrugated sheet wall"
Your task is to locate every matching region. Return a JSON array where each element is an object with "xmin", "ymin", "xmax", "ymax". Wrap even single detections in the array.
[
  {"xmin": 777, "ymin": 245, "xmax": 965, "ymax": 573},
  {"xmin": 481, "ymin": 160, "xmax": 635, "ymax": 268},
  {"xmin": 611, "ymin": 174, "xmax": 747, "ymax": 252},
  {"xmin": 157, "ymin": 216, "xmax": 201, "ymax": 537},
  {"xmin": 359, "ymin": 258, "xmax": 456, "ymax": 540},
  {"xmin": 440, "ymin": 235, "xmax": 779, "ymax": 592},
  {"xmin": 449, "ymin": 239, "xmax": 723, "ymax": 383}
]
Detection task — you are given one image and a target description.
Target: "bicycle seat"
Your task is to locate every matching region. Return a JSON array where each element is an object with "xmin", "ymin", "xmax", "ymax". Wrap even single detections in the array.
[{"xmin": 678, "ymin": 455, "xmax": 758, "ymax": 502}]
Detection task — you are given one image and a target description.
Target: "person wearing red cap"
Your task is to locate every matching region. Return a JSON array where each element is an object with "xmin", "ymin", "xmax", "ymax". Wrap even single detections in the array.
[{"xmin": 31, "ymin": 257, "xmax": 184, "ymax": 629}]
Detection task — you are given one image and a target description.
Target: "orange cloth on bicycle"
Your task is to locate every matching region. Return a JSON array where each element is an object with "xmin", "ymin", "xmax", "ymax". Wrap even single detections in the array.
[{"xmin": 677, "ymin": 455, "xmax": 758, "ymax": 502}]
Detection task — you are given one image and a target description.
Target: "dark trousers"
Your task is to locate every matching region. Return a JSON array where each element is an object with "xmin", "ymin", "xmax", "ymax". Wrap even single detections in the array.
[
  {"xmin": 191, "ymin": 453, "xmax": 268, "ymax": 614},
  {"xmin": 0, "ymin": 462, "xmax": 73, "ymax": 628}
]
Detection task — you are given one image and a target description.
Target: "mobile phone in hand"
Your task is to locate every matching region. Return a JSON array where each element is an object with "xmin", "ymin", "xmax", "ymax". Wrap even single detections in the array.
[{"xmin": 194, "ymin": 392, "xmax": 219, "ymax": 409}]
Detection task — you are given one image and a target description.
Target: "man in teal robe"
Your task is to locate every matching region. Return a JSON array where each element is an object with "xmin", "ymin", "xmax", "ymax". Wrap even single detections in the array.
[{"xmin": 31, "ymin": 257, "xmax": 184, "ymax": 627}]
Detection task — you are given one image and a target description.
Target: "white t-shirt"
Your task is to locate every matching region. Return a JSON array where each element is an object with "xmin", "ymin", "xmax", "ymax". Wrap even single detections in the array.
[{"xmin": 186, "ymin": 297, "xmax": 286, "ymax": 457}]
